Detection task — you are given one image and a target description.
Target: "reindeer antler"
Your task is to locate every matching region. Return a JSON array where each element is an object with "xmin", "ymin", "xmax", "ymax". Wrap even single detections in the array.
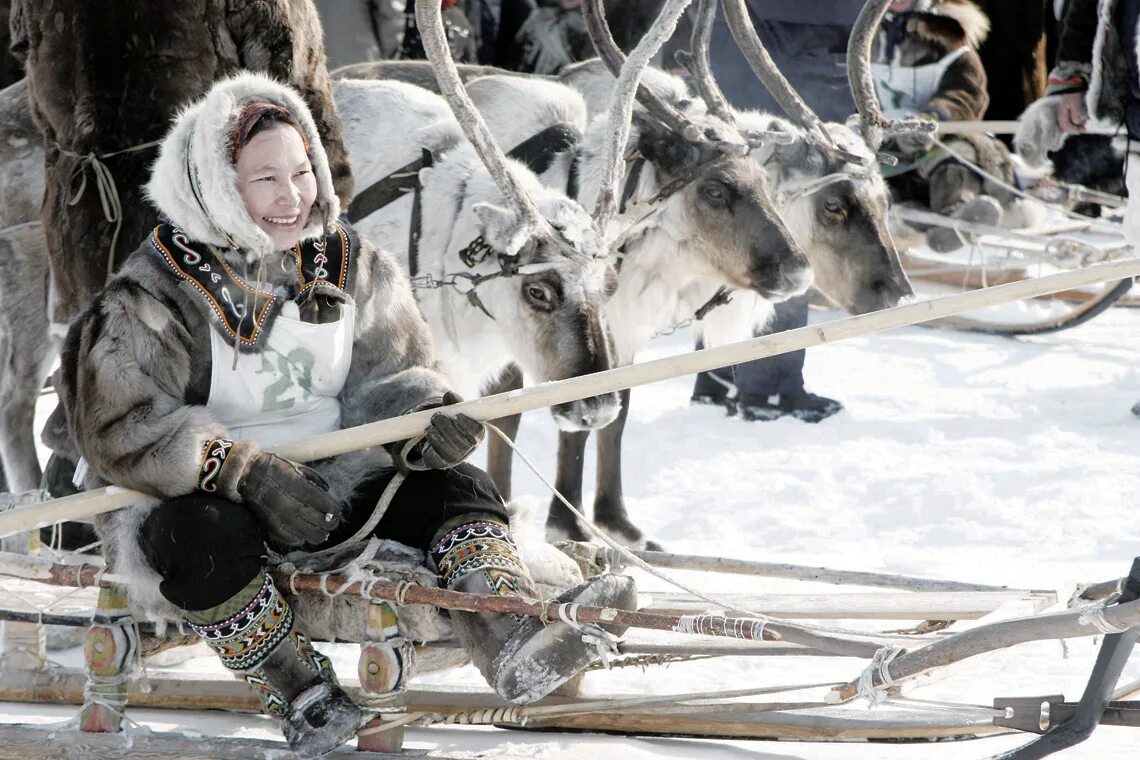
[
  {"xmin": 720, "ymin": 0, "xmax": 864, "ymax": 164},
  {"xmin": 415, "ymin": 0, "xmax": 548, "ymax": 247},
  {"xmin": 847, "ymin": 0, "xmax": 935, "ymax": 153},
  {"xmin": 581, "ymin": 0, "xmax": 703, "ymax": 143},
  {"xmin": 675, "ymin": 0, "xmax": 732, "ymax": 122},
  {"xmin": 583, "ymin": 0, "xmax": 700, "ymax": 231}
]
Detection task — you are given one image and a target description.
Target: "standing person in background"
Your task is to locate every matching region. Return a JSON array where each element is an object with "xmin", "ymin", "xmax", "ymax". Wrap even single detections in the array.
[
  {"xmin": 1018, "ymin": 0, "xmax": 1140, "ymax": 416},
  {"xmin": 870, "ymin": 0, "xmax": 1017, "ymax": 255},
  {"xmin": 975, "ymin": 0, "xmax": 1048, "ymax": 125},
  {"xmin": 686, "ymin": 1, "xmax": 865, "ymax": 423}
]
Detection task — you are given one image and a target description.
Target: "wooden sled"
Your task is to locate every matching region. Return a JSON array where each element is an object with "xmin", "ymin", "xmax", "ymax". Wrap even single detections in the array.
[
  {"xmin": 893, "ymin": 206, "xmax": 1137, "ymax": 336},
  {"xmin": 16, "ymin": 538, "xmax": 1140, "ymax": 755}
]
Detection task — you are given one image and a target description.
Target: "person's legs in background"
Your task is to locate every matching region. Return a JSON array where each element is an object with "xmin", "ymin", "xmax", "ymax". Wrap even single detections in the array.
[{"xmin": 691, "ymin": 294, "xmax": 843, "ymax": 423}]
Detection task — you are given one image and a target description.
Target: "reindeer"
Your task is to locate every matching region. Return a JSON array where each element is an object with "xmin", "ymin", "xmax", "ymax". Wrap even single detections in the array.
[{"xmin": 462, "ymin": 0, "xmax": 915, "ymax": 547}]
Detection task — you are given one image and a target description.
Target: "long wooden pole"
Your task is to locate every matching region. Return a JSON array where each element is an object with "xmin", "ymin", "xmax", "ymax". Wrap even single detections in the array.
[
  {"xmin": 3, "ymin": 257, "xmax": 1140, "ymax": 540},
  {"xmin": 938, "ymin": 120, "xmax": 1020, "ymax": 135}
]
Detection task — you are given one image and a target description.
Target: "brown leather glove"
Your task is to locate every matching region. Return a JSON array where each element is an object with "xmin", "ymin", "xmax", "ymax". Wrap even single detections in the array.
[
  {"xmin": 390, "ymin": 391, "xmax": 485, "ymax": 471},
  {"xmin": 211, "ymin": 438, "xmax": 345, "ymax": 549}
]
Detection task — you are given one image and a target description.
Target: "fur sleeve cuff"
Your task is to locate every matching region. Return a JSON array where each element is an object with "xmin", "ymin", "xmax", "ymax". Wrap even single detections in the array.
[
  {"xmin": 199, "ymin": 438, "xmax": 262, "ymax": 502},
  {"xmin": 1047, "ymin": 62, "xmax": 1091, "ymax": 95}
]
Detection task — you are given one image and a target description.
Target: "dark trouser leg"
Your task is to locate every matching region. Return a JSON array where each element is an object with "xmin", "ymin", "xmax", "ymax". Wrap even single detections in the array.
[
  {"xmin": 691, "ymin": 339, "xmax": 737, "ymax": 410},
  {"xmin": 732, "ymin": 295, "xmax": 809, "ymax": 400},
  {"xmin": 139, "ymin": 495, "xmax": 359, "ymax": 752},
  {"xmin": 692, "ymin": 296, "xmax": 810, "ymax": 411}
]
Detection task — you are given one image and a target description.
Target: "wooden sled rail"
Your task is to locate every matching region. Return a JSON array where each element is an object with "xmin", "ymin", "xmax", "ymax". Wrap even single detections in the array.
[
  {"xmin": 0, "ymin": 675, "xmax": 1008, "ymax": 745},
  {"xmin": 3, "ymin": 257, "xmax": 1140, "ymax": 541},
  {"xmin": 827, "ymin": 597, "xmax": 1140, "ymax": 703}
]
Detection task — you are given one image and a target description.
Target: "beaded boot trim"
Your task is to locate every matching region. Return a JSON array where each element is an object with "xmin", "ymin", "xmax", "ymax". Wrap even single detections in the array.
[
  {"xmin": 429, "ymin": 518, "xmax": 529, "ymax": 592},
  {"xmin": 186, "ymin": 574, "xmax": 336, "ymax": 717},
  {"xmin": 242, "ymin": 629, "xmax": 336, "ymax": 717},
  {"xmin": 187, "ymin": 574, "xmax": 293, "ymax": 672}
]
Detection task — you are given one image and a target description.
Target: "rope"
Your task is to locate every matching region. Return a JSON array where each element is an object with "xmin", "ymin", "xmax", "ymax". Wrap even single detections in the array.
[
  {"xmin": 1077, "ymin": 594, "xmax": 1132, "ymax": 635},
  {"xmin": 855, "ymin": 645, "xmax": 905, "ymax": 706},
  {"xmin": 55, "ymin": 138, "xmax": 162, "ymax": 282},
  {"xmin": 557, "ymin": 601, "xmax": 622, "ymax": 669},
  {"xmin": 483, "ymin": 423, "xmax": 774, "ymax": 637},
  {"xmin": 484, "ymin": 422, "xmax": 932, "ymax": 646}
]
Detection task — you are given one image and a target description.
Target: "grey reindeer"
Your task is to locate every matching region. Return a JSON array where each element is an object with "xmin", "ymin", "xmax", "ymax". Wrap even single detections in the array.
[{"xmin": 475, "ymin": 0, "xmax": 914, "ymax": 548}]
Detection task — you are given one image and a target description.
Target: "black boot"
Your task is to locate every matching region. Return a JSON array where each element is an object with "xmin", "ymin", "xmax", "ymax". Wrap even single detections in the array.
[
  {"xmin": 430, "ymin": 514, "xmax": 638, "ymax": 703},
  {"xmin": 690, "ymin": 370, "xmax": 738, "ymax": 416},
  {"xmin": 738, "ymin": 389, "xmax": 844, "ymax": 423},
  {"xmin": 186, "ymin": 574, "xmax": 360, "ymax": 757}
]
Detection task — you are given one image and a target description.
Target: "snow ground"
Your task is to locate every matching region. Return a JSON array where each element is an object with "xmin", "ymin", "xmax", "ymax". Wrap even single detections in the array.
[{"xmin": 4, "ymin": 299, "xmax": 1140, "ymax": 759}]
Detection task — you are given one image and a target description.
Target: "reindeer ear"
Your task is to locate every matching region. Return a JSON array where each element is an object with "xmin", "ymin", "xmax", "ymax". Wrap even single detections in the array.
[
  {"xmin": 633, "ymin": 113, "xmax": 699, "ymax": 178},
  {"xmin": 472, "ymin": 201, "xmax": 518, "ymax": 242}
]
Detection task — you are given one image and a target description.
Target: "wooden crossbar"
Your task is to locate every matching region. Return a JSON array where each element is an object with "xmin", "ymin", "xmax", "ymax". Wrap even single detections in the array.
[
  {"xmin": 641, "ymin": 590, "xmax": 1057, "ymax": 621},
  {"xmin": 3, "ymin": 256, "xmax": 1140, "ymax": 540}
]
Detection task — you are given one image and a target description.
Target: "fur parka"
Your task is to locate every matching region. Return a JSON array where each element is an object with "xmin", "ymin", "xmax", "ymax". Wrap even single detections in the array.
[
  {"xmin": 10, "ymin": 0, "xmax": 354, "ymax": 324},
  {"xmin": 871, "ymin": 0, "xmax": 992, "ymax": 121},
  {"xmin": 1046, "ymin": 0, "xmax": 1129, "ymax": 126},
  {"xmin": 57, "ymin": 73, "xmax": 449, "ymax": 618},
  {"xmin": 1015, "ymin": 0, "xmax": 1128, "ymax": 166}
]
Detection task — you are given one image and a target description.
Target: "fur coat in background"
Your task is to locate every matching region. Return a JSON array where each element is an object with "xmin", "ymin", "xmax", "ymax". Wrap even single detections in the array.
[
  {"xmin": 9, "ymin": 0, "xmax": 354, "ymax": 325},
  {"xmin": 871, "ymin": 0, "xmax": 992, "ymax": 122}
]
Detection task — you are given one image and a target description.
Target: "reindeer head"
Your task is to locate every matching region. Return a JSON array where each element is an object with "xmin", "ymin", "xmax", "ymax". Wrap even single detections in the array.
[
  {"xmin": 704, "ymin": 0, "xmax": 916, "ymax": 313},
  {"xmin": 629, "ymin": 110, "xmax": 812, "ymax": 301},
  {"xmin": 580, "ymin": 0, "xmax": 811, "ymax": 304},
  {"xmin": 417, "ymin": 1, "xmax": 620, "ymax": 431},
  {"xmin": 468, "ymin": 187, "xmax": 619, "ymax": 431},
  {"xmin": 744, "ymin": 116, "xmax": 913, "ymax": 314}
]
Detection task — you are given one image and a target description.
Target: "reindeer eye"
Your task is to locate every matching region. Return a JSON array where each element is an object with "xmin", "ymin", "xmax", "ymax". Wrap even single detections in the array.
[
  {"xmin": 524, "ymin": 283, "xmax": 555, "ymax": 310},
  {"xmin": 823, "ymin": 200, "xmax": 844, "ymax": 215},
  {"xmin": 701, "ymin": 182, "xmax": 727, "ymax": 205}
]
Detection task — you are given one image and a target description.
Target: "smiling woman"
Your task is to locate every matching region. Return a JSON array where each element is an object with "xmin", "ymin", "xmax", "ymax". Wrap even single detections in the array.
[{"xmin": 52, "ymin": 71, "xmax": 636, "ymax": 757}]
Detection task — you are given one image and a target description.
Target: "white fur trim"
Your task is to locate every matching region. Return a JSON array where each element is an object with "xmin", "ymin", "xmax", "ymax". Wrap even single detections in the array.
[
  {"xmin": 146, "ymin": 72, "xmax": 340, "ymax": 261},
  {"xmin": 1086, "ymin": 0, "xmax": 1115, "ymax": 122}
]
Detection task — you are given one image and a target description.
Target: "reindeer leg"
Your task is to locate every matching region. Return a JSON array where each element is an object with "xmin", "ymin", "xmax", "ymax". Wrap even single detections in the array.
[
  {"xmin": 547, "ymin": 430, "xmax": 591, "ymax": 543},
  {"xmin": 592, "ymin": 388, "xmax": 659, "ymax": 550},
  {"xmin": 482, "ymin": 365, "xmax": 524, "ymax": 500},
  {"xmin": 0, "ymin": 242, "xmax": 53, "ymax": 493}
]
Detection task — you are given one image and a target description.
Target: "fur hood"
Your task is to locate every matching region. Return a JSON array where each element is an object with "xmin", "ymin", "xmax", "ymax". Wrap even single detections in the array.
[
  {"xmin": 904, "ymin": 0, "xmax": 990, "ymax": 50},
  {"xmin": 146, "ymin": 72, "xmax": 340, "ymax": 260}
]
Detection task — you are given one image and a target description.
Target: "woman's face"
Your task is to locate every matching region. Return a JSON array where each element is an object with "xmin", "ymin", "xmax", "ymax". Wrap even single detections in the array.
[{"xmin": 235, "ymin": 123, "xmax": 318, "ymax": 252}]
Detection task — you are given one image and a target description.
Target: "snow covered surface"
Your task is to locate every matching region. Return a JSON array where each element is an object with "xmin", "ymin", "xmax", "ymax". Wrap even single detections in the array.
[{"xmin": 5, "ymin": 299, "xmax": 1140, "ymax": 759}]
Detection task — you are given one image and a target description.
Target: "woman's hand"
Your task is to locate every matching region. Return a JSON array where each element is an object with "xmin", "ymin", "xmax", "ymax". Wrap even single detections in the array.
[
  {"xmin": 391, "ymin": 391, "xmax": 485, "ymax": 470},
  {"xmin": 1057, "ymin": 92, "xmax": 1088, "ymax": 134}
]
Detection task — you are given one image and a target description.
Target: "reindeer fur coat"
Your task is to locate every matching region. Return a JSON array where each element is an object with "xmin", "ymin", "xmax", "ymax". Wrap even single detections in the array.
[
  {"xmin": 871, "ymin": 0, "xmax": 992, "ymax": 122},
  {"xmin": 1016, "ymin": 0, "xmax": 1133, "ymax": 166},
  {"xmin": 56, "ymin": 73, "xmax": 450, "ymax": 619},
  {"xmin": 10, "ymin": 0, "xmax": 354, "ymax": 325}
]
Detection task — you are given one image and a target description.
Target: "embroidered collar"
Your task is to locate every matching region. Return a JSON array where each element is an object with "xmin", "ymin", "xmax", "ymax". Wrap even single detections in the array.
[{"xmin": 150, "ymin": 221, "xmax": 352, "ymax": 348}]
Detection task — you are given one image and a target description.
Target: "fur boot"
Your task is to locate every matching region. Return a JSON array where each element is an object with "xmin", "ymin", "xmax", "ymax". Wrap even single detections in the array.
[
  {"xmin": 430, "ymin": 514, "xmax": 638, "ymax": 703},
  {"xmin": 185, "ymin": 574, "xmax": 360, "ymax": 757}
]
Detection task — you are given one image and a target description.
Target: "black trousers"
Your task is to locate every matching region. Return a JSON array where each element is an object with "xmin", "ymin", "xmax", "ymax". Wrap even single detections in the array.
[
  {"xmin": 138, "ymin": 464, "xmax": 508, "ymax": 612},
  {"xmin": 694, "ymin": 294, "xmax": 809, "ymax": 400}
]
